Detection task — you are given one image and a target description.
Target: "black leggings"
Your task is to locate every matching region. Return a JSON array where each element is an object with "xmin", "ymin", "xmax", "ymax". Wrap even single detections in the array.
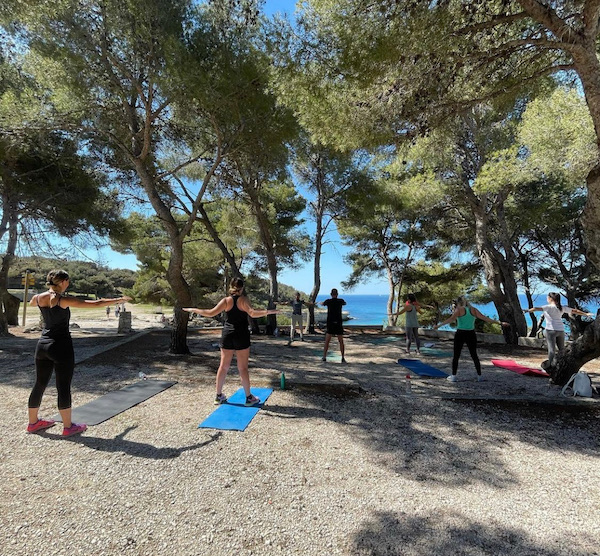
[
  {"xmin": 29, "ymin": 337, "xmax": 75, "ymax": 410},
  {"xmin": 452, "ymin": 329, "xmax": 481, "ymax": 376}
]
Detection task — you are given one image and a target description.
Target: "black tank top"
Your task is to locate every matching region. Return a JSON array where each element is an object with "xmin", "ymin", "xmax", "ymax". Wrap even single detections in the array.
[
  {"xmin": 224, "ymin": 295, "xmax": 248, "ymax": 329},
  {"xmin": 37, "ymin": 294, "xmax": 71, "ymax": 339}
]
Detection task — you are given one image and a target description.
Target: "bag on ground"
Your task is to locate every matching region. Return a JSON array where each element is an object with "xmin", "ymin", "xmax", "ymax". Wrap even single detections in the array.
[{"xmin": 561, "ymin": 371, "xmax": 593, "ymax": 398}]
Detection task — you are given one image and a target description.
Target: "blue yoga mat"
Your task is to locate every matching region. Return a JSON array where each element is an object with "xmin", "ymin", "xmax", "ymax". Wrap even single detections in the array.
[
  {"xmin": 198, "ymin": 387, "xmax": 273, "ymax": 431},
  {"xmin": 397, "ymin": 359, "xmax": 449, "ymax": 377}
]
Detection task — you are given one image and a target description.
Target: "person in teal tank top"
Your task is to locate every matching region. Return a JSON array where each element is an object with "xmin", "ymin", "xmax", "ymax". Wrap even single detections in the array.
[{"xmin": 434, "ymin": 296, "xmax": 509, "ymax": 382}]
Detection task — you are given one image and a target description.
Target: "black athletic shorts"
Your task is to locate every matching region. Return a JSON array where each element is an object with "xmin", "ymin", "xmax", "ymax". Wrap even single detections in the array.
[
  {"xmin": 326, "ymin": 321, "xmax": 344, "ymax": 336},
  {"xmin": 220, "ymin": 326, "xmax": 251, "ymax": 350}
]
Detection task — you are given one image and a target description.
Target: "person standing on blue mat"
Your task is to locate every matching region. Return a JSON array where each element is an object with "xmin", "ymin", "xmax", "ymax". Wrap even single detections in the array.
[
  {"xmin": 434, "ymin": 296, "xmax": 509, "ymax": 382},
  {"xmin": 523, "ymin": 292, "xmax": 593, "ymax": 367},
  {"xmin": 183, "ymin": 277, "xmax": 279, "ymax": 406},
  {"xmin": 27, "ymin": 269, "xmax": 131, "ymax": 437},
  {"xmin": 321, "ymin": 288, "xmax": 347, "ymax": 363}
]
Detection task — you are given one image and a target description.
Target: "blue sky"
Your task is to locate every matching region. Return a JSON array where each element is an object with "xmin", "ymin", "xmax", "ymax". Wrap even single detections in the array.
[{"xmin": 88, "ymin": 0, "xmax": 389, "ymax": 295}]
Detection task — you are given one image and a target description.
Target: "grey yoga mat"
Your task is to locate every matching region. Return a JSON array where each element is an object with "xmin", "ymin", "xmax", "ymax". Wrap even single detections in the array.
[{"xmin": 53, "ymin": 380, "xmax": 177, "ymax": 426}]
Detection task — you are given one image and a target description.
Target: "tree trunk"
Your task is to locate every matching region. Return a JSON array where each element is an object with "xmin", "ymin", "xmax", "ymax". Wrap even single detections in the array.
[
  {"xmin": 519, "ymin": 252, "xmax": 538, "ymax": 336},
  {"xmin": 308, "ymin": 207, "xmax": 324, "ymax": 334},
  {"xmin": 135, "ymin": 161, "xmax": 194, "ymax": 354},
  {"xmin": 548, "ymin": 316, "xmax": 600, "ymax": 385},
  {"xmin": 582, "ymin": 164, "xmax": 600, "ymax": 269},
  {"xmin": 475, "ymin": 230, "xmax": 527, "ymax": 343},
  {"xmin": 571, "ymin": 45, "xmax": 600, "ymax": 269},
  {"xmin": 3, "ymin": 292, "xmax": 20, "ymax": 325},
  {"xmin": 198, "ymin": 204, "xmax": 241, "ymax": 276},
  {"xmin": 0, "ymin": 202, "xmax": 18, "ymax": 335}
]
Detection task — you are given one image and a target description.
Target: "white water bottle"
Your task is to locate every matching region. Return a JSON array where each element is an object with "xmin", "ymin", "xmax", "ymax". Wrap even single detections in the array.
[{"xmin": 405, "ymin": 374, "xmax": 412, "ymax": 394}]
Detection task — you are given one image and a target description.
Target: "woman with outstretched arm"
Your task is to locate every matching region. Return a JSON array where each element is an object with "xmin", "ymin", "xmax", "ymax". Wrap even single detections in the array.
[
  {"xmin": 183, "ymin": 277, "xmax": 279, "ymax": 406},
  {"xmin": 434, "ymin": 296, "xmax": 509, "ymax": 382}
]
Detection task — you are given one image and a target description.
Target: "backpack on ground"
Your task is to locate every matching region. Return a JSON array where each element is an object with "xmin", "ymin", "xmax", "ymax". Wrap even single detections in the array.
[{"xmin": 560, "ymin": 371, "xmax": 593, "ymax": 398}]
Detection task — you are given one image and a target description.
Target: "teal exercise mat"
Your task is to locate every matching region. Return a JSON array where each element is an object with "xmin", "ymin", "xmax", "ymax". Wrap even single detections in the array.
[
  {"xmin": 397, "ymin": 359, "xmax": 449, "ymax": 377},
  {"xmin": 198, "ymin": 387, "xmax": 273, "ymax": 431},
  {"xmin": 420, "ymin": 347, "xmax": 453, "ymax": 357},
  {"xmin": 53, "ymin": 380, "xmax": 177, "ymax": 426}
]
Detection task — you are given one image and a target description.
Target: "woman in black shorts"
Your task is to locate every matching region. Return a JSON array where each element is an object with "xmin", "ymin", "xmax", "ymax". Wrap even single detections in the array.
[
  {"xmin": 27, "ymin": 269, "xmax": 131, "ymax": 436},
  {"xmin": 184, "ymin": 277, "xmax": 278, "ymax": 406}
]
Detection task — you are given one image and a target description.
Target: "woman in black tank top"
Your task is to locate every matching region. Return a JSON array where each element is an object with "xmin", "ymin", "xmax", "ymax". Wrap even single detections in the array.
[
  {"xmin": 27, "ymin": 269, "xmax": 131, "ymax": 437},
  {"xmin": 184, "ymin": 277, "xmax": 279, "ymax": 407}
]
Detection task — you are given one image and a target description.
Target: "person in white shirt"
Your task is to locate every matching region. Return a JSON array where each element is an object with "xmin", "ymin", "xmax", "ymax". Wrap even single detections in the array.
[{"xmin": 523, "ymin": 292, "xmax": 593, "ymax": 366}]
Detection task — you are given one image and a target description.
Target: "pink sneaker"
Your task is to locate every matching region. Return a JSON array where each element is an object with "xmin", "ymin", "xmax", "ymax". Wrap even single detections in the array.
[
  {"xmin": 62, "ymin": 423, "xmax": 87, "ymax": 437},
  {"xmin": 27, "ymin": 419, "xmax": 56, "ymax": 433},
  {"xmin": 244, "ymin": 394, "xmax": 260, "ymax": 407}
]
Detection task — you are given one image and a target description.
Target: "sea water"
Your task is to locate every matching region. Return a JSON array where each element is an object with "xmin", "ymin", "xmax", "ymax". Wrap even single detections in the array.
[{"xmin": 315, "ymin": 293, "xmax": 599, "ymax": 327}]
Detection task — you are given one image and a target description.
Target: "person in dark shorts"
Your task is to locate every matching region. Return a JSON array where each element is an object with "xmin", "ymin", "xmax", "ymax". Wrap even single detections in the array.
[
  {"xmin": 321, "ymin": 288, "xmax": 347, "ymax": 363},
  {"xmin": 27, "ymin": 269, "xmax": 131, "ymax": 437},
  {"xmin": 183, "ymin": 277, "xmax": 279, "ymax": 406}
]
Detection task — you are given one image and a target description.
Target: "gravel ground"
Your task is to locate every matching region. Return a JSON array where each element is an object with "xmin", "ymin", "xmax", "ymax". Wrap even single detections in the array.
[{"xmin": 1, "ymin": 320, "xmax": 600, "ymax": 556}]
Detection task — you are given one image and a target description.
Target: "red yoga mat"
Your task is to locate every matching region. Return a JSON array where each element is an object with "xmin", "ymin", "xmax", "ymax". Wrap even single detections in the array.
[{"xmin": 491, "ymin": 359, "xmax": 550, "ymax": 377}]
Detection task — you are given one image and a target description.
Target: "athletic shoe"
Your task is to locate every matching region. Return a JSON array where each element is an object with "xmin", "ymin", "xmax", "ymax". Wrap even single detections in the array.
[
  {"xmin": 27, "ymin": 419, "xmax": 56, "ymax": 434},
  {"xmin": 341, "ymin": 357, "xmax": 347, "ymax": 364},
  {"xmin": 245, "ymin": 394, "xmax": 260, "ymax": 407},
  {"xmin": 214, "ymin": 393, "xmax": 228, "ymax": 405},
  {"xmin": 62, "ymin": 423, "xmax": 87, "ymax": 437},
  {"xmin": 477, "ymin": 375, "xmax": 485, "ymax": 382},
  {"xmin": 446, "ymin": 375, "xmax": 458, "ymax": 383},
  {"xmin": 321, "ymin": 356, "xmax": 326, "ymax": 362}
]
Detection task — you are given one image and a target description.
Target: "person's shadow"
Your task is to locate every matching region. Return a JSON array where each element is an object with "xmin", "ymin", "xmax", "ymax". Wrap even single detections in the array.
[{"xmin": 45, "ymin": 425, "xmax": 221, "ymax": 459}]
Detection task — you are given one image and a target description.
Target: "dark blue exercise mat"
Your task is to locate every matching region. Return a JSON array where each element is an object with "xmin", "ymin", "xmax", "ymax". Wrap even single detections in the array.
[
  {"xmin": 53, "ymin": 380, "xmax": 177, "ymax": 426},
  {"xmin": 397, "ymin": 359, "xmax": 449, "ymax": 377},
  {"xmin": 198, "ymin": 387, "xmax": 273, "ymax": 431}
]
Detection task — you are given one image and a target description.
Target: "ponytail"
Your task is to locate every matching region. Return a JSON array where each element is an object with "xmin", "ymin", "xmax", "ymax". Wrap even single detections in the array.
[
  {"xmin": 548, "ymin": 292, "xmax": 562, "ymax": 312},
  {"xmin": 46, "ymin": 269, "xmax": 69, "ymax": 292},
  {"xmin": 229, "ymin": 277, "xmax": 245, "ymax": 296}
]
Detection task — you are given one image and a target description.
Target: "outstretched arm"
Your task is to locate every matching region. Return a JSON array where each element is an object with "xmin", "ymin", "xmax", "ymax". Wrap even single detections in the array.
[
  {"xmin": 60, "ymin": 295, "xmax": 132, "ymax": 309},
  {"xmin": 182, "ymin": 297, "xmax": 229, "ymax": 317},
  {"xmin": 472, "ymin": 307, "xmax": 510, "ymax": 327},
  {"xmin": 571, "ymin": 308, "xmax": 594, "ymax": 317},
  {"xmin": 433, "ymin": 308, "xmax": 461, "ymax": 329},
  {"xmin": 523, "ymin": 307, "xmax": 543, "ymax": 313},
  {"xmin": 236, "ymin": 296, "xmax": 279, "ymax": 319}
]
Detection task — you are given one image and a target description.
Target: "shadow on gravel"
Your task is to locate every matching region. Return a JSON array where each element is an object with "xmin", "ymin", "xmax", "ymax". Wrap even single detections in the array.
[
  {"xmin": 351, "ymin": 510, "xmax": 591, "ymax": 556},
  {"xmin": 44, "ymin": 426, "xmax": 222, "ymax": 459},
  {"xmin": 284, "ymin": 388, "xmax": 600, "ymax": 490}
]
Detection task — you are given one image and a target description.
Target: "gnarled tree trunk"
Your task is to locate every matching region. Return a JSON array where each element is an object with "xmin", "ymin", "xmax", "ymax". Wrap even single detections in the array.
[{"xmin": 548, "ymin": 315, "xmax": 600, "ymax": 385}]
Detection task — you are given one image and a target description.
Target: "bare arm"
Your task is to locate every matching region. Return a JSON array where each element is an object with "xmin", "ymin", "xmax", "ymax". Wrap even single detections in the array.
[
  {"xmin": 570, "ymin": 308, "xmax": 594, "ymax": 317},
  {"xmin": 182, "ymin": 297, "xmax": 229, "ymax": 317},
  {"xmin": 236, "ymin": 296, "xmax": 279, "ymax": 319},
  {"xmin": 60, "ymin": 295, "xmax": 132, "ymax": 309},
  {"xmin": 471, "ymin": 307, "xmax": 510, "ymax": 327},
  {"xmin": 523, "ymin": 307, "xmax": 544, "ymax": 313},
  {"xmin": 389, "ymin": 307, "xmax": 408, "ymax": 317},
  {"xmin": 433, "ymin": 308, "xmax": 462, "ymax": 329}
]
